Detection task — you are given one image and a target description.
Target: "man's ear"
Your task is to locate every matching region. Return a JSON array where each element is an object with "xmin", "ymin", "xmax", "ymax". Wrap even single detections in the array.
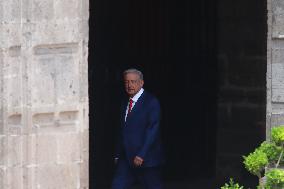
[{"xmin": 141, "ymin": 80, "xmax": 144, "ymax": 86}]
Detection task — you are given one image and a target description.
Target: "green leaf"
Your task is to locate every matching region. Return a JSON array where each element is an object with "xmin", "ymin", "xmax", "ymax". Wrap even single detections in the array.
[
  {"xmin": 220, "ymin": 178, "xmax": 244, "ymax": 189},
  {"xmin": 258, "ymin": 141, "xmax": 282, "ymax": 163},
  {"xmin": 265, "ymin": 169, "xmax": 284, "ymax": 188},
  {"xmin": 243, "ymin": 149, "xmax": 268, "ymax": 177},
  {"xmin": 271, "ymin": 126, "xmax": 284, "ymax": 145}
]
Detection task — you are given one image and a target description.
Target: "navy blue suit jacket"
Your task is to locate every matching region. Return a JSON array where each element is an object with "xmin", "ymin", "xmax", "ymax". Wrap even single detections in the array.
[{"xmin": 115, "ymin": 91, "xmax": 164, "ymax": 167}]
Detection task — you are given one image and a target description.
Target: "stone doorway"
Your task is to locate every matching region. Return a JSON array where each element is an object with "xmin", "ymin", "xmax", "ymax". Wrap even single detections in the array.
[
  {"xmin": 89, "ymin": 0, "xmax": 217, "ymax": 188},
  {"xmin": 89, "ymin": 0, "xmax": 267, "ymax": 189},
  {"xmin": 0, "ymin": 0, "xmax": 269, "ymax": 188},
  {"xmin": 0, "ymin": 0, "xmax": 270, "ymax": 189}
]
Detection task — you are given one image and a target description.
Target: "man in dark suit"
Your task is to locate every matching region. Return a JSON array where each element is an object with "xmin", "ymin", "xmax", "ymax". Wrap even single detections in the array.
[{"xmin": 112, "ymin": 68, "xmax": 164, "ymax": 189}]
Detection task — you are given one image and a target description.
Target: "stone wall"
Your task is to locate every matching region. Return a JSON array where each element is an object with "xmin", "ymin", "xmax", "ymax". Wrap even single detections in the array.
[
  {"xmin": 0, "ymin": 0, "xmax": 89, "ymax": 188},
  {"xmin": 216, "ymin": 0, "xmax": 266, "ymax": 186},
  {"xmin": 267, "ymin": 1, "xmax": 284, "ymax": 138}
]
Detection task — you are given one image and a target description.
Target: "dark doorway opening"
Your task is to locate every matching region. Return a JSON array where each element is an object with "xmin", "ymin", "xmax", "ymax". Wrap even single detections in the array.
[{"xmin": 89, "ymin": 0, "xmax": 217, "ymax": 188}]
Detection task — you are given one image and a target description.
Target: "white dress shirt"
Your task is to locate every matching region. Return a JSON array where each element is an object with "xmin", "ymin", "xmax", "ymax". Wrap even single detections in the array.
[{"xmin": 125, "ymin": 88, "xmax": 144, "ymax": 121}]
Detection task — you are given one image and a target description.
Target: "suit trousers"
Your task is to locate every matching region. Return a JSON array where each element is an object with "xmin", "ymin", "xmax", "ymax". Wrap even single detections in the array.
[{"xmin": 112, "ymin": 158, "xmax": 163, "ymax": 189}]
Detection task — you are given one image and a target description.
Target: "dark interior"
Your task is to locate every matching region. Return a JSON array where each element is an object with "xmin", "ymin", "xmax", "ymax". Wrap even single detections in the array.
[
  {"xmin": 89, "ymin": 0, "xmax": 217, "ymax": 187},
  {"xmin": 89, "ymin": 0, "xmax": 266, "ymax": 188}
]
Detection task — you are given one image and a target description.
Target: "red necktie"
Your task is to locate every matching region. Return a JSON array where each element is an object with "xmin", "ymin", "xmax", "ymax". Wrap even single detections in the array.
[{"xmin": 128, "ymin": 99, "xmax": 133, "ymax": 115}]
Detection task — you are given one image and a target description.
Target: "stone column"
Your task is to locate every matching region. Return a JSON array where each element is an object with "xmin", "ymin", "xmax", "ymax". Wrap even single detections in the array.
[
  {"xmin": 0, "ymin": 0, "xmax": 89, "ymax": 188},
  {"xmin": 267, "ymin": 0, "xmax": 284, "ymax": 136}
]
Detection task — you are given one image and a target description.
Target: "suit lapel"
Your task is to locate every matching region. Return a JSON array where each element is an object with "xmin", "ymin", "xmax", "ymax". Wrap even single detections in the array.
[{"xmin": 125, "ymin": 91, "xmax": 146, "ymax": 122}]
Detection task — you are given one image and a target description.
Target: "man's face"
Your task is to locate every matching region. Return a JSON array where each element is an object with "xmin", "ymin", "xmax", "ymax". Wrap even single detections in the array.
[{"xmin": 124, "ymin": 73, "xmax": 144, "ymax": 97}]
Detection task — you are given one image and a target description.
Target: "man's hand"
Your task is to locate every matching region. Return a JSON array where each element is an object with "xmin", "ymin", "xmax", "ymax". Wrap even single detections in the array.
[{"xmin": 133, "ymin": 156, "xmax": 144, "ymax": 167}]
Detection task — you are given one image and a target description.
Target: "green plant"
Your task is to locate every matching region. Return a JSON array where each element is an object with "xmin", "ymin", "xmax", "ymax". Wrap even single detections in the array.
[
  {"xmin": 242, "ymin": 126, "xmax": 284, "ymax": 189},
  {"xmin": 221, "ymin": 178, "xmax": 244, "ymax": 189},
  {"xmin": 271, "ymin": 126, "xmax": 284, "ymax": 145},
  {"xmin": 243, "ymin": 149, "xmax": 268, "ymax": 178},
  {"xmin": 258, "ymin": 141, "xmax": 282, "ymax": 163},
  {"xmin": 265, "ymin": 169, "xmax": 284, "ymax": 189},
  {"xmin": 270, "ymin": 126, "xmax": 284, "ymax": 169},
  {"xmin": 221, "ymin": 125, "xmax": 284, "ymax": 189}
]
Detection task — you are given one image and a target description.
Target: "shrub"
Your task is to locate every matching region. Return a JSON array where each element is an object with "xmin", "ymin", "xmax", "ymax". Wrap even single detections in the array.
[
  {"xmin": 271, "ymin": 126, "xmax": 284, "ymax": 145},
  {"xmin": 221, "ymin": 178, "xmax": 244, "ymax": 189},
  {"xmin": 258, "ymin": 141, "xmax": 282, "ymax": 165},
  {"xmin": 243, "ymin": 149, "xmax": 268, "ymax": 178},
  {"xmin": 221, "ymin": 125, "xmax": 284, "ymax": 189},
  {"xmin": 265, "ymin": 169, "xmax": 284, "ymax": 189}
]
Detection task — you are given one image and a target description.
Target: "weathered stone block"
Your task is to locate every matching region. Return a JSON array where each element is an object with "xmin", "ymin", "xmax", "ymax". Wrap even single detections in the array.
[
  {"xmin": 80, "ymin": 130, "xmax": 89, "ymax": 188},
  {"xmin": 32, "ymin": 21, "xmax": 80, "ymax": 45},
  {"xmin": 57, "ymin": 133, "xmax": 80, "ymax": 163},
  {"xmin": 1, "ymin": 0, "xmax": 21, "ymax": 23},
  {"xmin": 3, "ymin": 56, "xmax": 22, "ymax": 108},
  {"xmin": 37, "ymin": 164, "xmax": 79, "ymax": 189},
  {"xmin": 26, "ymin": 135, "xmax": 37, "ymax": 165},
  {"xmin": 31, "ymin": 43, "xmax": 79, "ymax": 105},
  {"xmin": 271, "ymin": 63, "xmax": 284, "ymax": 102},
  {"xmin": 228, "ymin": 56, "xmax": 266, "ymax": 87},
  {"xmin": 7, "ymin": 136, "xmax": 22, "ymax": 167},
  {"xmin": 0, "ymin": 168, "xmax": 5, "ymax": 189},
  {"xmin": 36, "ymin": 134, "xmax": 58, "ymax": 164},
  {"xmin": 272, "ymin": 48, "xmax": 284, "ymax": 63},
  {"xmin": 80, "ymin": 159, "xmax": 89, "ymax": 189},
  {"xmin": 54, "ymin": 0, "xmax": 79, "ymax": 20},
  {"xmin": 8, "ymin": 114, "xmax": 22, "ymax": 135},
  {"xmin": 32, "ymin": 111, "xmax": 79, "ymax": 133},
  {"xmin": 7, "ymin": 167, "xmax": 23, "ymax": 189},
  {"xmin": 272, "ymin": 0, "xmax": 284, "ymax": 38},
  {"xmin": 0, "ymin": 24, "xmax": 22, "ymax": 49},
  {"xmin": 231, "ymin": 105, "xmax": 265, "ymax": 130},
  {"xmin": 24, "ymin": 166, "xmax": 37, "ymax": 189},
  {"xmin": 217, "ymin": 129, "xmax": 261, "ymax": 155},
  {"xmin": 81, "ymin": 0, "xmax": 89, "ymax": 19},
  {"xmin": 0, "ymin": 136, "xmax": 7, "ymax": 166},
  {"xmin": 271, "ymin": 113, "xmax": 284, "ymax": 126},
  {"xmin": 31, "ymin": 0, "xmax": 54, "ymax": 21},
  {"xmin": 8, "ymin": 46, "xmax": 21, "ymax": 57}
]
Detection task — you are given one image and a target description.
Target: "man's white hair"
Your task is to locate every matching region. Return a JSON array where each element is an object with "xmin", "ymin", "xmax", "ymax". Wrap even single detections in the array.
[{"xmin": 123, "ymin": 68, "xmax": 143, "ymax": 80}]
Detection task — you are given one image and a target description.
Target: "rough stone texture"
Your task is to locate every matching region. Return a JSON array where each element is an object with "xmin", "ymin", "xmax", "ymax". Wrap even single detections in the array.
[
  {"xmin": 0, "ymin": 0, "xmax": 89, "ymax": 188},
  {"xmin": 268, "ymin": 0, "xmax": 284, "ymax": 129},
  {"xmin": 216, "ymin": 0, "xmax": 266, "ymax": 187},
  {"xmin": 271, "ymin": 0, "xmax": 284, "ymax": 38}
]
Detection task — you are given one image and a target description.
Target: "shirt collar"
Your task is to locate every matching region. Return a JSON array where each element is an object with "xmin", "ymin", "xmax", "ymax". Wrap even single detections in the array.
[{"xmin": 130, "ymin": 88, "xmax": 144, "ymax": 102}]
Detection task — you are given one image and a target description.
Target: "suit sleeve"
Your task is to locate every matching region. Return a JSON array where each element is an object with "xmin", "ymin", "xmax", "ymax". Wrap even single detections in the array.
[{"xmin": 137, "ymin": 98, "xmax": 161, "ymax": 159}]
